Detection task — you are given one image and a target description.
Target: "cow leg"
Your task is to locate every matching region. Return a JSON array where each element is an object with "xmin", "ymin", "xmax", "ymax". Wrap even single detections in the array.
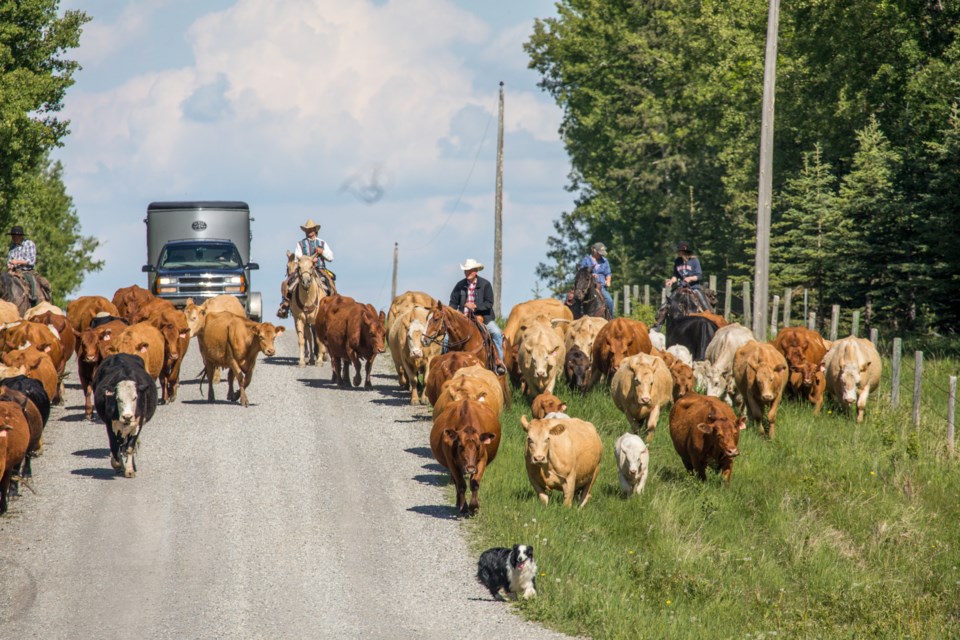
[
  {"xmin": 579, "ymin": 465, "xmax": 600, "ymax": 509},
  {"xmin": 105, "ymin": 424, "xmax": 123, "ymax": 473},
  {"xmin": 364, "ymin": 357, "xmax": 374, "ymax": 389},
  {"xmin": 351, "ymin": 353, "xmax": 363, "ymax": 387},
  {"xmin": 468, "ymin": 461, "xmax": 488, "ymax": 515},
  {"xmin": 450, "ymin": 468, "xmax": 468, "ymax": 515},
  {"xmin": 767, "ymin": 395, "xmax": 783, "ymax": 439},
  {"xmin": 204, "ymin": 363, "xmax": 217, "ymax": 403},
  {"xmin": 645, "ymin": 404, "xmax": 662, "ymax": 441},
  {"xmin": 745, "ymin": 391, "xmax": 763, "ymax": 433},
  {"xmin": 238, "ymin": 363, "xmax": 254, "ymax": 408},
  {"xmin": 561, "ymin": 473, "xmax": 578, "ymax": 507},
  {"xmin": 83, "ymin": 382, "xmax": 94, "ymax": 420},
  {"xmin": 856, "ymin": 386, "xmax": 870, "ymax": 423}
]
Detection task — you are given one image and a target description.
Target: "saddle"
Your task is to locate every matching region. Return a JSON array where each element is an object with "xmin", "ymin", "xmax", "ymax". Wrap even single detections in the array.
[{"xmin": 11, "ymin": 269, "xmax": 51, "ymax": 305}]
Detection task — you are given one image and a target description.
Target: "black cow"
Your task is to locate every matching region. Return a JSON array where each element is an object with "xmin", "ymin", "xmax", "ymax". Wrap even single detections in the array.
[
  {"xmin": 563, "ymin": 346, "xmax": 591, "ymax": 394},
  {"xmin": 0, "ymin": 375, "xmax": 50, "ymax": 427},
  {"xmin": 94, "ymin": 354, "xmax": 157, "ymax": 478},
  {"xmin": 666, "ymin": 316, "xmax": 718, "ymax": 362}
]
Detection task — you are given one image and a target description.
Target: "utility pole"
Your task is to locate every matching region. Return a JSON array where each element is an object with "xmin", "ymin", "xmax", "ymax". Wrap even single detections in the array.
[
  {"xmin": 493, "ymin": 81, "xmax": 504, "ymax": 320},
  {"xmin": 754, "ymin": 0, "xmax": 780, "ymax": 341},
  {"xmin": 391, "ymin": 242, "xmax": 398, "ymax": 302}
]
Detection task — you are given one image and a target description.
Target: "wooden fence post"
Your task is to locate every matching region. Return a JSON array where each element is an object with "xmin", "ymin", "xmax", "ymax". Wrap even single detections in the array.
[
  {"xmin": 742, "ymin": 281, "xmax": 752, "ymax": 328},
  {"xmin": 851, "ymin": 310, "xmax": 860, "ymax": 338},
  {"xmin": 770, "ymin": 294, "xmax": 780, "ymax": 337},
  {"xmin": 870, "ymin": 327, "xmax": 878, "ymax": 345},
  {"xmin": 829, "ymin": 304, "xmax": 840, "ymax": 341},
  {"xmin": 949, "ymin": 375, "xmax": 956, "ymax": 456},
  {"xmin": 891, "ymin": 337, "xmax": 902, "ymax": 407},
  {"xmin": 724, "ymin": 278, "xmax": 733, "ymax": 320},
  {"xmin": 643, "ymin": 285, "xmax": 650, "ymax": 307},
  {"xmin": 623, "ymin": 284, "xmax": 631, "ymax": 316},
  {"xmin": 613, "ymin": 291, "xmax": 619, "ymax": 317},
  {"xmin": 709, "ymin": 274, "xmax": 717, "ymax": 292},
  {"xmin": 783, "ymin": 287, "xmax": 792, "ymax": 327},
  {"xmin": 808, "ymin": 311, "xmax": 816, "ymax": 331},
  {"xmin": 913, "ymin": 351, "xmax": 923, "ymax": 431},
  {"xmin": 803, "ymin": 288, "xmax": 808, "ymax": 323},
  {"xmin": 632, "ymin": 285, "xmax": 640, "ymax": 305}
]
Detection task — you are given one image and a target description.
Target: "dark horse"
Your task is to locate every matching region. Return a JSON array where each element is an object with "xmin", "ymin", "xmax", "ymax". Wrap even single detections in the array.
[
  {"xmin": 421, "ymin": 302, "xmax": 510, "ymax": 407},
  {"xmin": 0, "ymin": 270, "xmax": 51, "ymax": 316},
  {"xmin": 569, "ymin": 266, "xmax": 611, "ymax": 320},
  {"xmin": 654, "ymin": 285, "xmax": 717, "ymax": 361}
]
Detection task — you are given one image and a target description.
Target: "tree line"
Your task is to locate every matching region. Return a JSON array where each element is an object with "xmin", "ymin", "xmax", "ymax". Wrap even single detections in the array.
[
  {"xmin": 0, "ymin": 1, "xmax": 100, "ymax": 304},
  {"xmin": 527, "ymin": 0, "xmax": 960, "ymax": 333}
]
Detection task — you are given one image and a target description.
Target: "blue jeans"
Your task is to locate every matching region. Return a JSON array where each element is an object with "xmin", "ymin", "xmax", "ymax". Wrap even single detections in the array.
[
  {"xmin": 442, "ymin": 319, "xmax": 504, "ymax": 360},
  {"xmin": 601, "ymin": 288, "xmax": 614, "ymax": 317}
]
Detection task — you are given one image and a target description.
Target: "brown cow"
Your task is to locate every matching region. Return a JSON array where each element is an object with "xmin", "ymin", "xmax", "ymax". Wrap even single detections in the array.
[
  {"xmin": 425, "ymin": 352, "xmax": 483, "ymax": 406},
  {"xmin": 30, "ymin": 310, "xmax": 75, "ymax": 365},
  {"xmin": 184, "ymin": 295, "xmax": 246, "ymax": 337},
  {"xmin": 0, "ymin": 400, "xmax": 30, "ymax": 514},
  {"xmin": 590, "ymin": 318, "xmax": 653, "ymax": 388},
  {"xmin": 112, "ymin": 285, "xmax": 156, "ymax": 324},
  {"xmin": 521, "ymin": 414, "xmax": 603, "ymax": 508},
  {"xmin": 106, "ymin": 322, "xmax": 166, "ymax": 380},
  {"xmin": 733, "ymin": 341, "xmax": 789, "ymax": 438},
  {"xmin": 0, "ymin": 386, "xmax": 42, "ymax": 479},
  {"xmin": 3, "ymin": 346, "xmax": 59, "ymax": 406},
  {"xmin": 531, "ymin": 392, "xmax": 567, "ymax": 419},
  {"xmin": 129, "ymin": 298, "xmax": 176, "ymax": 324},
  {"xmin": 0, "ymin": 320, "xmax": 65, "ymax": 400},
  {"xmin": 76, "ymin": 319, "xmax": 128, "ymax": 419},
  {"xmin": 654, "ymin": 349, "xmax": 696, "ymax": 400},
  {"xmin": 432, "ymin": 365, "xmax": 504, "ymax": 418},
  {"xmin": 144, "ymin": 309, "xmax": 191, "ymax": 403},
  {"xmin": 773, "ymin": 327, "xmax": 829, "ymax": 414},
  {"xmin": 430, "ymin": 399, "xmax": 501, "ymax": 515},
  {"xmin": 669, "ymin": 393, "xmax": 746, "ymax": 486},
  {"xmin": 198, "ymin": 312, "xmax": 285, "ymax": 407},
  {"xmin": 67, "ymin": 296, "xmax": 120, "ymax": 334},
  {"xmin": 318, "ymin": 298, "xmax": 386, "ymax": 388}
]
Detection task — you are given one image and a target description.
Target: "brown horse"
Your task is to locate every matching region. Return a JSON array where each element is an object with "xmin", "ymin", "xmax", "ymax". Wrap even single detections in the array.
[{"xmin": 422, "ymin": 302, "xmax": 510, "ymax": 407}]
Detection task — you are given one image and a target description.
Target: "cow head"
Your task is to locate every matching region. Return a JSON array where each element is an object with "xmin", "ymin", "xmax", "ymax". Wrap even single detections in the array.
[
  {"xmin": 531, "ymin": 393, "xmax": 567, "ymax": 420},
  {"xmin": 108, "ymin": 380, "xmax": 139, "ymax": 430},
  {"xmin": 626, "ymin": 357, "xmax": 658, "ymax": 406},
  {"xmin": 406, "ymin": 318, "xmax": 427, "ymax": 360},
  {"xmin": 442, "ymin": 426, "xmax": 496, "ymax": 476},
  {"xmin": 564, "ymin": 346, "xmax": 591, "ymax": 394},
  {"xmin": 78, "ymin": 328, "xmax": 102, "ymax": 363},
  {"xmin": 792, "ymin": 361, "xmax": 825, "ymax": 389},
  {"xmin": 521, "ymin": 415, "xmax": 565, "ymax": 466},
  {"xmin": 670, "ymin": 361, "xmax": 695, "ymax": 399},
  {"xmin": 750, "ymin": 355, "xmax": 787, "ymax": 403},
  {"xmin": 183, "ymin": 302, "xmax": 206, "ymax": 338},
  {"xmin": 360, "ymin": 307, "xmax": 386, "ymax": 354},
  {"xmin": 693, "ymin": 361, "xmax": 725, "ymax": 397},
  {"xmin": 254, "ymin": 323, "xmax": 284, "ymax": 357},
  {"xmin": 839, "ymin": 361, "xmax": 870, "ymax": 405},
  {"xmin": 696, "ymin": 407, "xmax": 744, "ymax": 459},
  {"xmin": 522, "ymin": 328, "xmax": 562, "ymax": 387},
  {"xmin": 444, "ymin": 376, "xmax": 493, "ymax": 407}
]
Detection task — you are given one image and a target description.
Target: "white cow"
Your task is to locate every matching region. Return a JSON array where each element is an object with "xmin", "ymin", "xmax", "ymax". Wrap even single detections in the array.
[
  {"xmin": 614, "ymin": 433, "xmax": 649, "ymax": 496},
  {"xmin": 823, "ymin": 336, "xmax": 882, "ymax": 422}
]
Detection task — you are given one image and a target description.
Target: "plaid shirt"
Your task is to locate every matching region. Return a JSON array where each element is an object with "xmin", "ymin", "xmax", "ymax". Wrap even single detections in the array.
[
  {"xmin": 8, "ymin": 239, "xmax": 36, "ymax": 268},
  {"xmin": 465, "ymin": 280, "xmax": 477, "ymax": 318}
]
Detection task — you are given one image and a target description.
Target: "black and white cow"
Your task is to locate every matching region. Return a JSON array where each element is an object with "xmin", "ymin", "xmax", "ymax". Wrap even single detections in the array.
[{"xmin": 94, "ymin": 354, "xmax": 157, "ymax": 477}]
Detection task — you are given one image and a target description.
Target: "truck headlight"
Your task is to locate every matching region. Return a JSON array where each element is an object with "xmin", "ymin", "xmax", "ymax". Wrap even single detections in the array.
[
  {"xmin": 228, "ymin": 276, "xmax": 243, "ymax": 284},
  {"xmin": 158, "ymin": 277, "xmax": 175, "ymax": 285}
]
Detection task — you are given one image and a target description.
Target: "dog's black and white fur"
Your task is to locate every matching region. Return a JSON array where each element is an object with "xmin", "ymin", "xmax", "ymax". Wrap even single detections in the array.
[{"xmin": 476, "ymin": 544, "xmax": 537, "ymax": 600}]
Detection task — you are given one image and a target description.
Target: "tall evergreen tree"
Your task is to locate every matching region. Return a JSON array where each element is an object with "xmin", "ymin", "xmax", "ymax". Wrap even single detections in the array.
[{"xmin": 771, "ymin": 144, "xmax": 843, "ymax": 323}]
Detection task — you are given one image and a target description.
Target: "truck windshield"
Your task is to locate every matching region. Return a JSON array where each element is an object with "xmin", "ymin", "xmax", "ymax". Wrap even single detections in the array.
[{"xmin": 159, "ymin": 245, "xmax": 242, "ymax": 270}]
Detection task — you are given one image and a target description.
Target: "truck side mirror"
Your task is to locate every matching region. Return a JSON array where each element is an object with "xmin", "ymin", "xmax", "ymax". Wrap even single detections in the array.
[
  {"xmin": 142, "ymin": 265, "xmax": 155, "ymax": 273},
  {"xmin": 246, "ymin": 262, "xmax": 259, "ymax": 270}
]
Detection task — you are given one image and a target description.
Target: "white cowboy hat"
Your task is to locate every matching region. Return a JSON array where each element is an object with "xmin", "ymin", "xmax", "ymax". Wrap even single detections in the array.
[
  {"xmin": 459, "ymin": 258, "xmax": 484, "ymax": 272},
  {"xmin": 300, "ymin": 218, "xmax": 321, "ymax": 232}
]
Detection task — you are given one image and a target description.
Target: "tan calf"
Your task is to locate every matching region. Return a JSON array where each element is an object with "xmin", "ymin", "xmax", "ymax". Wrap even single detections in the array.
[{"xmin": 733, "ymin": 341, "xmax": 789, "ymax": 438}]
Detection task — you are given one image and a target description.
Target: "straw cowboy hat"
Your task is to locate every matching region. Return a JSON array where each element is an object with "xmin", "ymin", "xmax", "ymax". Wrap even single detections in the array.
[
  {"xmin": 459, "ymin": 258, "xmax": 484, "ymax": 272},
  {"xmin": 300, "ymin": 218, "xmax": 321, "ymax": 233}
]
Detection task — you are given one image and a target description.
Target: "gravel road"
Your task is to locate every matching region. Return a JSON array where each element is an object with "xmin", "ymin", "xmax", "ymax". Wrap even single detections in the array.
[{"xmin": 0, "ymin": 337, "xmax": 573, "ymax": 639}]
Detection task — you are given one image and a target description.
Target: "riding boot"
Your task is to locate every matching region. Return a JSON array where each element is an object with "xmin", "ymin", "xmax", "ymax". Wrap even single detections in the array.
[{"xmin": 277, "ymin": 298, "xmax": 290, "ymax": 319}]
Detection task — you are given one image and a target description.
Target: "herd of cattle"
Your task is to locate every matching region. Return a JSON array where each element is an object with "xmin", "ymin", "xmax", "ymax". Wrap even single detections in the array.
[
  {"xmin": 383, "ymin": 293, "xmax": 885, "ymax": 513},
  {"xmin": 0, "ymin": 282, "xmax": 885, "ymax": 521}
]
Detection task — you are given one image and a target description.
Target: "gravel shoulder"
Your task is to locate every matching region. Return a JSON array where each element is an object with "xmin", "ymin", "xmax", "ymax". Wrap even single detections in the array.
[{"xmin": 0, "ymin": 338, "xmax": 573, "ymax": 639}]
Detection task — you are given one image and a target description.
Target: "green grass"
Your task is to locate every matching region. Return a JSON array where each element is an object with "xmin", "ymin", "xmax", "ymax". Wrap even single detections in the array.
[{"xmin": 456, "ymin": 351, "xmax": 960, "ymax": 640}]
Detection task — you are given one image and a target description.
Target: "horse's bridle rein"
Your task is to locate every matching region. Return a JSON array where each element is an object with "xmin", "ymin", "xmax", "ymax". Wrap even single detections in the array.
[{"xmin": 422, "ymin": 309, "xmax": 471, "ymax": 349}]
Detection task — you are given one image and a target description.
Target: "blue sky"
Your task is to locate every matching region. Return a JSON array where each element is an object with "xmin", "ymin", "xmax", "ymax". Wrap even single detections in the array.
[{"xmin": 56, "ymin": 0, "xmax": 576, "ymax": 319}]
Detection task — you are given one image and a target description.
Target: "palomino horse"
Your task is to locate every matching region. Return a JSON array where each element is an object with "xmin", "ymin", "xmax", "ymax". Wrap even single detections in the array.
[
  {"xmin": 570, "ymin": 266, "xmax": 611, "ymax": 320},
  {"xmin": 421, "ymin": 301, "xmax": 510, "ymax": 407},
  {"xmin": 288, "ymin": 253, "xmax": 326, "ymax": 366}
]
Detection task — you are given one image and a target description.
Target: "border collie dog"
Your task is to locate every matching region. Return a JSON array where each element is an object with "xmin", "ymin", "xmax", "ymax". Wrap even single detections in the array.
[{"xmin": 476, "ymin": 544, "xmax": 537, "ymax": 600}]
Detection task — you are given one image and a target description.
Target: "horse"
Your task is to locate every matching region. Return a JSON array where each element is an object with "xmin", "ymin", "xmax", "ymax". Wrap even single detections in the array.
[
  {"xmin": 421, "ymin": 302, "xmax": 510, "ymax": 407},
  {"xmin": 0, "ymin": 270, "xmax": 51, "ymax": 317},
  {"xmin": 569, "ymin": 266, "xmax": 611, "ymax": 320},
  {"xmin": 653, "ymin": 285, "xmax": 714, "ymax": 330},
  {"xmin": 287, "ymin": 253, "xmax": 326, "ymax": 367}
]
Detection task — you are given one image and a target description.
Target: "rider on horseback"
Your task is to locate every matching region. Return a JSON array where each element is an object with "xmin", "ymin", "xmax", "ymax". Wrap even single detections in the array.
[
  {"xmin": 664, "ymin": 240, "xmax": 710, "ymax": 311},
  {"xmin": 448, "ymin": 258, "xmax": 504, "ymax": 362},
  {"xmin": 277, "ymin": 218, "xmax": 335, "ymax": 318},
  {"xmin": 7, "ymin": 225, "xmax": 40, "ymax": 303},
  {"xmin": 578, "ymin": 242, "xmax": 614, "ymax": 317}
]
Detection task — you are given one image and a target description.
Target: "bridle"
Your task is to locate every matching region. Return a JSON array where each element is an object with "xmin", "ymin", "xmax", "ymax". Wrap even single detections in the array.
[
  {"xmin": 294, "ymin": 264, "xmax": 322, "ymax": 314},
  {"xmin": 422, "ymin": 309, "xmax": 471, "ymax": 349}
]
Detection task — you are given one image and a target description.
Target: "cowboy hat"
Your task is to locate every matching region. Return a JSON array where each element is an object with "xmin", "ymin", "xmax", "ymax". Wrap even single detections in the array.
[
  {"xmin": 459, "ymin": 258, "xmax": 484, "ymax": 272},
  {"xmin": 674, "ymin": 240, "xmax": 693, "ymax": 253},
  {"xmin": 9, "ymin": 225, "xmax": 24, "ymax": 236},
  {"xmin": 300, "ymin": 218, "xmax": 321, "ymax": 232}
]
